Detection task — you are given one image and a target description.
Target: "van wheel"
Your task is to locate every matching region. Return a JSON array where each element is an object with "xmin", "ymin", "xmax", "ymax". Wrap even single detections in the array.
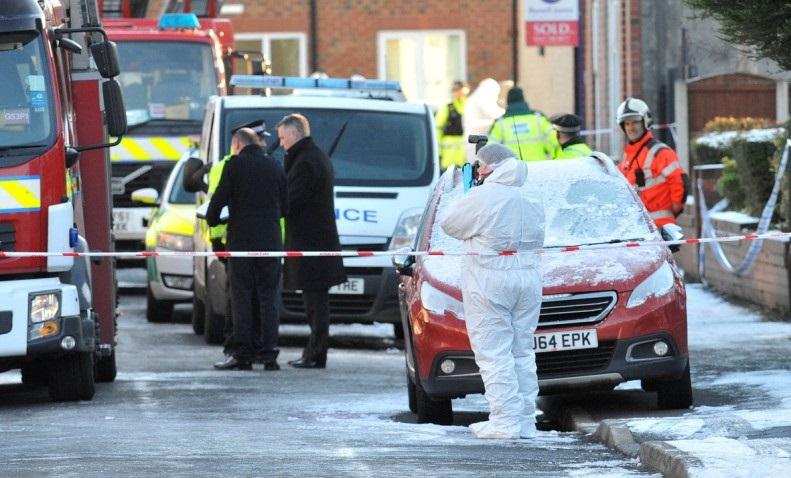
[
  {"xmin": 146, "ymin": 286, "xmax": 173, "ymax": 323},
  {"xmin": 656, "ymin": 362, "xmax": 693, "ymax": 410},
  {"xmin": 203, "ymin": 286, "xmax": 225, "ymax": 345},
  {"xmin": 407, "ymin": 369, "xmax": 417, "ymax": 413},
  {"xmin": 95, "ymin": 350, "xmax": 117, "ymax": 383},
  {"xmin": 48, "ymin": 352, "xmax": 95, "ymax": 402},
  {"xmin": 21, "ymin": 361, "xmax": 48, "ymax": 386},
  {"xmin": 414, "ymin": 374, "xmax": 453, "ymax": 425},
  {"xmin": 192, "ymin": 289, "xmax": 206, "ymax": 335}
]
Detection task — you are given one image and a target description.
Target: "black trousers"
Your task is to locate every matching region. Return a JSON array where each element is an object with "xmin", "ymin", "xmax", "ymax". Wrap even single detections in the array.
[
  {"xmin": 228, "ymin": 257, "xmax": 280, "ymax": 362},
  {"xmin": 302, "ymin": 288, "xmax": 330, "ymax": 362}
]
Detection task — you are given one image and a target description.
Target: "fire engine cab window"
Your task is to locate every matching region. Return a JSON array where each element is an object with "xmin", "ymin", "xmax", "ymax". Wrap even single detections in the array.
[
  {"xmin": 0, "ymin": 32, "xmax": 54, "ymax": 156},
  {"xmin": 222, "ymin": 108, "xmax": 433, "ymax": 187},
  {"xmin": 116, "ymin": 41, "xmax": 219, "ymax": 126}
]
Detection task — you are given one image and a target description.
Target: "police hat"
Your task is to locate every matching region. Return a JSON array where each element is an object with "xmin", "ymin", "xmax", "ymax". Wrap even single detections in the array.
[
  {"xmin": 550, "ymin": 113, "xmax": 583, "ymax": 134},
  {"xmin": 231, "ymin": 119, "xmax": 270, "ymax": 137}
]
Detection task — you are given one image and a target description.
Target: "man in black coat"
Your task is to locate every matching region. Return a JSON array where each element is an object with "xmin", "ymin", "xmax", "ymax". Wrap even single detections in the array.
[
  {"xmin": 277, "ymin": 113, "xmax": 347, "ymax": 369},
  {"xmin": 207, "ymin": 127, "xmax": 288, "ymax": 371}
]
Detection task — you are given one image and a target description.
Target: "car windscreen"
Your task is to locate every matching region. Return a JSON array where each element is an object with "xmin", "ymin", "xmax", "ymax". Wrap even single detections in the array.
[
  {"xmin": 221, "ymin": 107, "xmax": 433, "ymax": 187},
  {"xmin": 0, "ymin": 31, "xmax": 56, "ymax": 161},
  {"xmin": 116, "ymin": 41, "xmax": 218, "ymax": 127},
  {"xmin": 168, "ymin": 162, "xmax": 196, "ymax": 204},
  {"xmin": 529, "ymin": 159, "xmax": 654, "ymax": 247}
]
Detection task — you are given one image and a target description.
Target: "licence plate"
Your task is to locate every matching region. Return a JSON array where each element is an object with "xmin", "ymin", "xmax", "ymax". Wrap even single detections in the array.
[
  {"xmin": 112, "ymin": 210, "xmax": 147, "ymax": 233},
  {"xmin": 533, "ymin": 329, "xmax": 598, "ymax": 353},
  {"xmin": 329, "ymin": 278, "xmax": 364, "ymax": 295}
]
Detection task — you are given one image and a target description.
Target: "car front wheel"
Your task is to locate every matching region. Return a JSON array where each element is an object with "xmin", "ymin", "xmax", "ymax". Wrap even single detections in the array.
[
  {"xmin": 146, "ymin": 286, "xmax": 173, "ymax": 323},
  {"xmin": 412, "ymin": 373, "xmax": 453, "ymax": 425},
  {"xmin": 655, "ymin": 362, "xmax": 693, "ymax": 410}
]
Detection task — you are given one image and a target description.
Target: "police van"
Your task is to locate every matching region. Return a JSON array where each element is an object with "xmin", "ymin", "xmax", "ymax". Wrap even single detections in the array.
[{"xmin": 186, "ymin": 76, "xmax": 439, "ymax": 343}]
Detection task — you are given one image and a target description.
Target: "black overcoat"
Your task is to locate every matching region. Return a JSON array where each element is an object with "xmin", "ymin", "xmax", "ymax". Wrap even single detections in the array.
[
  {"xmin": 206, "ymin": 144, "xmax": 288, "ymax": 258},
  {"xmin": 283, "ymin": 137, "xmax": 347, "ymax": 290}
]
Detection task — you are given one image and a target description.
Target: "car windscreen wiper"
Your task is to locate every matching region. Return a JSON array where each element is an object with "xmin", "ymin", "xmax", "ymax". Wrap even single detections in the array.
[{"xmin": 0, "ymin": 144, "xmax": 49, "ymax": 155}]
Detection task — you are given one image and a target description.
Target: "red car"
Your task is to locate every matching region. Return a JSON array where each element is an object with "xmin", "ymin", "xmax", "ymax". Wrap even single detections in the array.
[{"xmin": 395, "ymin": 155, "xmax": 692, "ymax": 424}]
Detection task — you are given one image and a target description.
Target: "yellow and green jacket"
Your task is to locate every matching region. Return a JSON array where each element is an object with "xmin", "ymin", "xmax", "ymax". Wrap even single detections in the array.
[
  {"xmin": 554, "ymin": 139, "xmax": 593, "ymax": 159},
  {"xmin": 435, "ymin": 97, "xmax": 467, "ymax": 170},
  {"xmin": 489, "ymin": 103, "xmax": 559, "ymax": 161}
]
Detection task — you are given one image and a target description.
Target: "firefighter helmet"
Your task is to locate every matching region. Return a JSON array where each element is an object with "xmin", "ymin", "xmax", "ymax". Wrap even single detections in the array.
[{"xmin": 616, "ymin": 97, "xmax": 653, "ymax": 129}]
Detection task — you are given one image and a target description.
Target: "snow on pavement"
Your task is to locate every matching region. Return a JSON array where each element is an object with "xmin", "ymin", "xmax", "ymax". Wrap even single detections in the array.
[{"xmin": 622, "ymin": 283, "xmax": 791, "ymax": 476}]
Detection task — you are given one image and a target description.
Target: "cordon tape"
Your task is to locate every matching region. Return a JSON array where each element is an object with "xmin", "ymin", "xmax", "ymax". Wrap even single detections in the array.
[{"xmin": 1, "ymin": 231, "xmax": 788, "ymax": 259}]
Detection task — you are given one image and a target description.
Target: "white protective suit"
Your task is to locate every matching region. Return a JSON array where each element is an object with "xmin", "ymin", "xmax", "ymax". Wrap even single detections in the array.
[
  {"xmin": 462, "ymin": 78, "xmax": 505, "ymax": 164},
  {"xmin": 440, "ymin": 158, "xmax": 545, "ymax": 439}
]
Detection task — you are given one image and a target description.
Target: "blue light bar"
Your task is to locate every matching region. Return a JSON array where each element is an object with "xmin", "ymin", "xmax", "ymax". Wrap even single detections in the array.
[
  {"xmin": 158, "ymin": 13, "xmax": 200, "ymax": 30},
  {"xmin": 230, "ymin": 75, "xmax": 402, "ymax": 92}
]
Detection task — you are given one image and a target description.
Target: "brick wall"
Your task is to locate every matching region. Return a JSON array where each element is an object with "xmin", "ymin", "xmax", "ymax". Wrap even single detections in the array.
[{"xmin": 675, "ymin": 207, "xmax": 791, "ymax": 315}]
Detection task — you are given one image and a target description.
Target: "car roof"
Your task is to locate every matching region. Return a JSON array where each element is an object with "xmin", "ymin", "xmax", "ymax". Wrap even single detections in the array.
[{"xmin": 217, "ymin": 95, "xmax": 428, "ymax": 115}]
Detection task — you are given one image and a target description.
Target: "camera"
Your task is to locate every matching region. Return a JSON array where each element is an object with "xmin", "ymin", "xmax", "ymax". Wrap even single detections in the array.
[{"xmin": 468, "ymin": 134, "xmax": 489, "ymax": 153}]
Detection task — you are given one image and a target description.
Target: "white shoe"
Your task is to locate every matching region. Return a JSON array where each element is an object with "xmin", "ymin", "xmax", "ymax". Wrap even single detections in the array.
[{"xmin": 469, "ymin": 420, "xmax": 520, "ymax": 439}]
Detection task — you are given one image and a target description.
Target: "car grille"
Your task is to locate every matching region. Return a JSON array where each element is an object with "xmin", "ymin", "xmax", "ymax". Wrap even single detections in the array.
[
  {"xmin": 536, "ymin": 342, "xmax": 617, "ymax": 378},
  {"xmin": 112, "ymin": 162, "xmax": 175, "ymax": 208},
  {"xmin": 282, "ymin": 291, "xmax": 377, "ymax": 315},
  {"xmin": 537, "ymin": 291, "xmax": 617, "ymax": 329}
]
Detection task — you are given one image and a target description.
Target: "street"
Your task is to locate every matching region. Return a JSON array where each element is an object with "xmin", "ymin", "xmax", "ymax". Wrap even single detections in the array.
[
  {"xmin": 1, "ymin": 282, "xmax": 789, "ymax": 477},
  {"xmin": 0, "ymin": 287, "xmax": 651, "ymax": 477}
]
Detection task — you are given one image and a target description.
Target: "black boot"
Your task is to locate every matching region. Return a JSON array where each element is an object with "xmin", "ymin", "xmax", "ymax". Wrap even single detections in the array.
[
  {"xmin": 213, "ymin": 356, "xmax": 253, "ymax": 370},
  {"xmin": 287, "ymin": 357, "xmax": 326, "ymax": 369}
]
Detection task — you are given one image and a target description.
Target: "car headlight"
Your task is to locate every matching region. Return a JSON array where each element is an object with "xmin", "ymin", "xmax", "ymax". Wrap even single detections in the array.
[
  {"xmin": 420, "ymin": 281, "xmax": 464, "ymax": 319},
  {"xmin": 157, "ymin": 232, "xmax": 194, "ymax": 251},
  {"xmin": 626, "ymin": 262, "xmax": 675, "ymax": 308},
  {"xmin": 30, "ymin": 293, "xmax": 60, "ymax": 323},
  {"xmin": 389, "ymin": 207, "xmax": 423, "ymax": 250}
]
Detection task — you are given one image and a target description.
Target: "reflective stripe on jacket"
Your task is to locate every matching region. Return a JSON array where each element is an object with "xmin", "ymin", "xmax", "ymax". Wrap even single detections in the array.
[
  {"xmin": 489, "ymin": 113, "xmax": 558, "ymax": 161},
  {"xmin": 618, "ymin": 132, "xmax": 686, "ymax": 226}
]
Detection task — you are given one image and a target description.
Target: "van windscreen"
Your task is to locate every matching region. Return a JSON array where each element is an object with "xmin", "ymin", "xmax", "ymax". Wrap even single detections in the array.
[{"xmin": 222, "ymin": 108, "xmax": 434, "ymax": 187}]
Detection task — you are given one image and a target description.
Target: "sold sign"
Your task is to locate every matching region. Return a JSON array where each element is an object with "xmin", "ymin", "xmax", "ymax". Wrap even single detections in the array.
[{"xmin": 525, "ymin": 0, "xmax": 579, "ymax": 47}]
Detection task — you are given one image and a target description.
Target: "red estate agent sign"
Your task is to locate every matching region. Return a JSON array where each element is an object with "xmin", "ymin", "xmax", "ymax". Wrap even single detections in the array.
[{"xmin": 525, "ymin": 0, "xmax": 580, "ymax": 47}]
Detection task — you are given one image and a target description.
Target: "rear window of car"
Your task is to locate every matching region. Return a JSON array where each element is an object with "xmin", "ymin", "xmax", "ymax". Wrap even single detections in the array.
[{"xmin": 221, "ymin": 107, "xmax": 434, "ymax": 187}]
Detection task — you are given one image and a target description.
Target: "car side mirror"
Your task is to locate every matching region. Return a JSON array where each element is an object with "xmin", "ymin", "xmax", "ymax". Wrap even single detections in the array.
[
  {"xmin": 392, "ymin": 249, "xmax": 415, "ymax": 276},
  {"xmin": 131, "ymin": 188, "xmax": 159, "ymax": 206},
  {"xmin": 183, "ymin": 156, "xmax": 208, "ymax": 193},
  {"xmin": 90, "ymin": 41, "xmax": 121, "ymax": 78},
  {"xmin": 661, "ymin": 223, "xmax": 684, "ymax": 253}
]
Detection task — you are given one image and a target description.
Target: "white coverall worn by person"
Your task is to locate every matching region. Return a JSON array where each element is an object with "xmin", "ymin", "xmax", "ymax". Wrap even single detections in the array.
[
  {"xmin": 462, "ymin": 78, "xmax": 505, "ymax": 164},
  {"xmin": 440, "ymin": 143, "xmax": 546, "ymax": 439}
]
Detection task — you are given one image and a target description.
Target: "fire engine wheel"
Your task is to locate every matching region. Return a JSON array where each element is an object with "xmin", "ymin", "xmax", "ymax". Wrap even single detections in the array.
[
  {"xmin": 94, "ymin": 350, "xmax": 117, "ymax": 383},
  {"xmin": 655, "ymin": 362, "xmax": 694, "ymax": 410},
  {"xmin": 413, "ymin": 373, "xmax": 453, "ymax": 425},
  {"xmin": 146, "ymin": 286, "xmax": 174, "ymax": 323},
  {"xmin": 48, "ymin": 352, "xmax": 95, "ymax": 402},
  {"xmin": 203, "ymin": 286, "xmax": 225, "ymax": 345},
  {"xmin": 21, "ymin": 361, "xmax": 48, "ymax": 387},
  {"xmin": 192, "ymin": 290, "xmax": 206, "ymax": 335}
]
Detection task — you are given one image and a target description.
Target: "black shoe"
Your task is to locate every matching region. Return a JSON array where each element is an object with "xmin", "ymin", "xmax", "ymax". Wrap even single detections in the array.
[
  {"xmin": 213, "ymin": 356, "xmax": 252, "ymax": 370},
  {"xmin": 287, "ymin": 357, "xmax": 326, "ymax": 369},
  {"xmin": 263, "ymin": 360, "xmax": 280, "ymax": 371}
]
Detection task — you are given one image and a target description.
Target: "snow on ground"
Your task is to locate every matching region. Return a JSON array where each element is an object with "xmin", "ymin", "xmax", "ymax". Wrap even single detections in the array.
[{"xmin": 621, "ymin": 283, "xmax": 791, "ymax": 474}]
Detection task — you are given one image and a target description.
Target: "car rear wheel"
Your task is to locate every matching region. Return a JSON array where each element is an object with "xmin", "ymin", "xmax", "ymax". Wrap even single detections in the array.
[
  {"xmin": 655, "ymin": 362, "xmax": 693, "ymax": 410},
  {"xmin": 203, "ymin": 285, "xmax": 225, "ymax": 345},
  {"xmin": 413, "ymin": 374, "xmax": 453, "ymax": 425},
  {"xmin": 48, "ymin": 352, "xmax": 95, "ymax": 402},
  {"xmin": 192, "ymin": 288, "xmax": 206, "ymax": 335},
  {"xmin": 146, "ymin": 286, "xmax": 173, "ymax": 323}
]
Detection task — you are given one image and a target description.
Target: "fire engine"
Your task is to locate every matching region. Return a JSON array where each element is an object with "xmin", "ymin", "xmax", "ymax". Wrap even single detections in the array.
[
  {"xmin": 99, "ymin": 0, "xmax": 233, "ymax": 256},
  {"xmin": 0, "ymin": 0, "xmax": 127, "ymax": 400}
]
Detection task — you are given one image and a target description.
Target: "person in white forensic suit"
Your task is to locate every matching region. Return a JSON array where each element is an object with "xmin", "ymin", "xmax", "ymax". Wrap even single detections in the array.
[{"xmin": 441, "ymin": 143, "xmax": 546, "ymax": 439}]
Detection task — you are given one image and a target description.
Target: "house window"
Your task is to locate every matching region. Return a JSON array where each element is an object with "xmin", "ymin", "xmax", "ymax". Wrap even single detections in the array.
[
  {"xmin": 378, "ymin": 30, "xmax": 466, "ymax": 110},
  {"xmin": 234, "ymin": 33, "xmax": 307, "ymax": 78}
]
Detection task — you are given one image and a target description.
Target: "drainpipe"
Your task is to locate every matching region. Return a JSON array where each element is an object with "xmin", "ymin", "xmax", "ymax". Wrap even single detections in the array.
[
  {"xmin": 310, "ymin": 0, "xmax": 319, "ymax": 73},
  {"xmin": 512, "ymin": 0, "xmax": 519, "ymax": 83}
]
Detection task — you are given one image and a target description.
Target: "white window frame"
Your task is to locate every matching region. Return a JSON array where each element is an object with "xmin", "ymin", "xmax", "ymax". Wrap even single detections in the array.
[
  {"xmin": 234, "ymin": 32, "xmax": 308, "ymax": 77},
  {"xmin": 377, "ymin": 29, "xmax": 467, "ymax": 105}
]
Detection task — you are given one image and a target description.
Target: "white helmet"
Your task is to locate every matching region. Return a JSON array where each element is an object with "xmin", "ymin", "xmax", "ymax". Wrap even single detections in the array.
[{"xmin": 616, "ymin": 97, "xmax": 653, "ymax": 129}]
